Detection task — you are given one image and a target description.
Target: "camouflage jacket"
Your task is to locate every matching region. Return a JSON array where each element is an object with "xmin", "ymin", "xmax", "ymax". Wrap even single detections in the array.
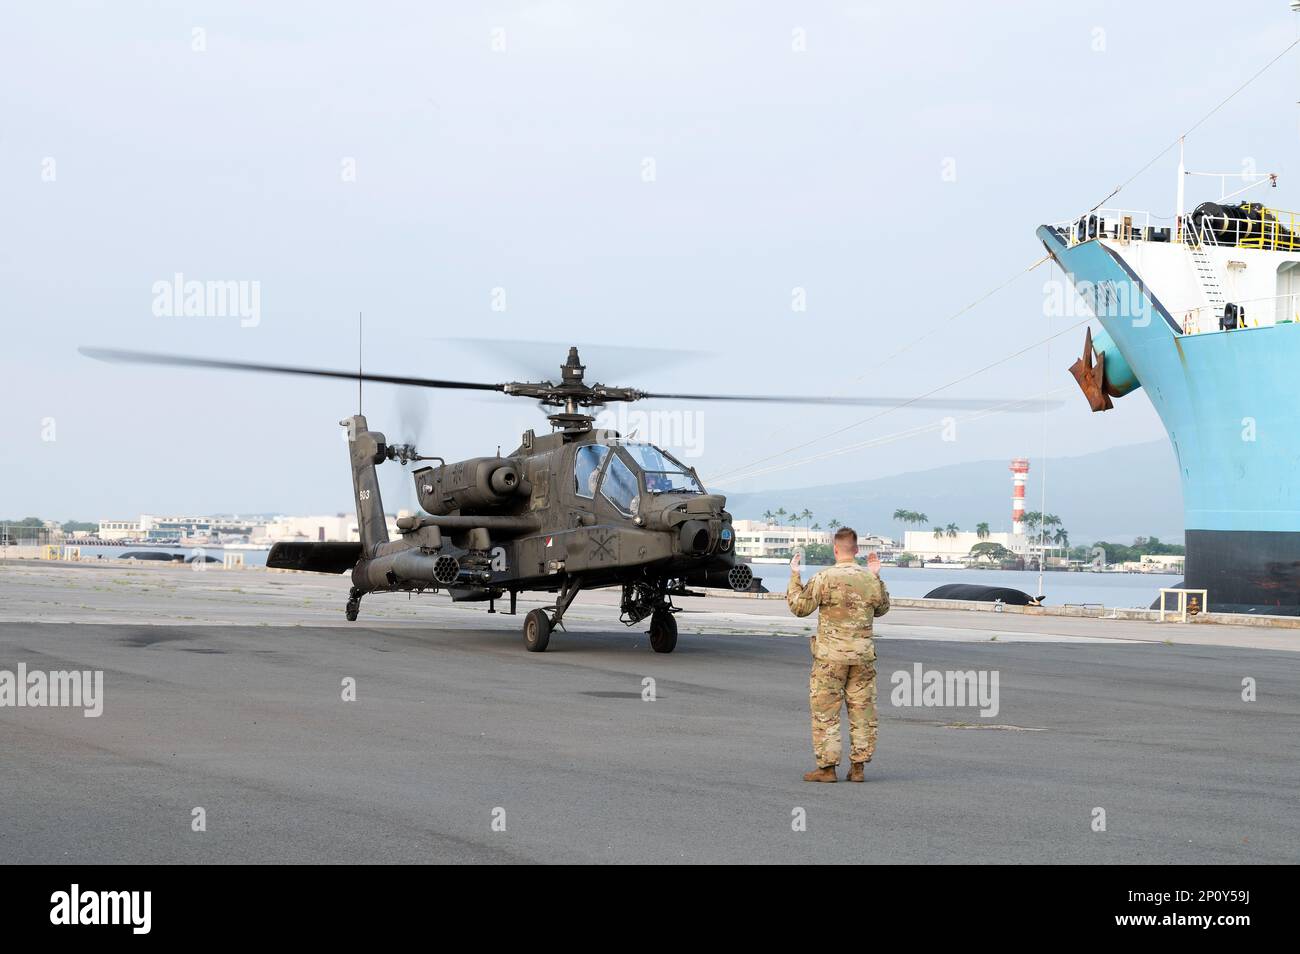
[{"xmin": 787, "ymin": 561, "xmax": 890, "ymax": 664}]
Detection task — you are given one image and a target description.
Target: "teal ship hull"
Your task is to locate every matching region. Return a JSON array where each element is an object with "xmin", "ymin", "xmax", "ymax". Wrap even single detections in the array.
[{"xmin": 1039, "ymin": 224, "xmax": 1300, "ymax": 613}]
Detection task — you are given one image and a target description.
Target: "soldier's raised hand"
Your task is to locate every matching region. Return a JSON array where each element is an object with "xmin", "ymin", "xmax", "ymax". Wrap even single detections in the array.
[
  {"xmin": 866, "ymin": 551, "xmax": 882, "ymax": 576},
  {"xmin": 789, "ymin": 547, "xmax": 802, "ymax": 572}
]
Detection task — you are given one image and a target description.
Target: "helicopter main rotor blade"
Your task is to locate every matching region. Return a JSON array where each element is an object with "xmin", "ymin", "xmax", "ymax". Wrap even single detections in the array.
[
  {"xmin": 639, "ymin": 391, "xmax": 1061, "ymax": 412},
  {"xmin": 78, "ymin": 347, "xmax": 506, "ymax": 393},
  {"xmin": 79, "ymin": 347, "xmax": 1061, "ymax": 412}
]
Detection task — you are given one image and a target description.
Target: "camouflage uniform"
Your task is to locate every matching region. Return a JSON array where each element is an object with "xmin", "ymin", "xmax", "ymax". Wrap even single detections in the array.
[{"xmin": 787, "ymin": 560, "xmax": 890, "ymax": 768}]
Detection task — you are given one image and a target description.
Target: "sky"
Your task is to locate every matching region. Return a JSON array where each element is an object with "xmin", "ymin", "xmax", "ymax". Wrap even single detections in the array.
[{"xmin": 4, "ymin": 1, "xmax": 1300, "ymax": 521}]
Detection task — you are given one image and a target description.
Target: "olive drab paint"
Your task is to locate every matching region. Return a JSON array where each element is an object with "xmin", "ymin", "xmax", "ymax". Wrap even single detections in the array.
[{"xmin": 79, "ymin": 344, "xmax": 974, "ymax": 654}]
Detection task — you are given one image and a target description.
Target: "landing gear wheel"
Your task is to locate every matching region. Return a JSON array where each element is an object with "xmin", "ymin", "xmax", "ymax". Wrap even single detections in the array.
[
  {"xmin": 524, "ymin": 608, "xmax": 552, "ymax": 653},
  {"xmin": 648, "ymin": 609, "xmax": 677, "ymax": 654},
  {"xmin": 345, "ymin": 599, "xmax": 359, "ymax": 622}
]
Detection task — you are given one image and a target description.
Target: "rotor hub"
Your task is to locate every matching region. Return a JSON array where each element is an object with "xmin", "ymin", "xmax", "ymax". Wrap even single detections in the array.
[{"xmin": 497, "ymin": 347, "xmax": 645, "ymax": 431}]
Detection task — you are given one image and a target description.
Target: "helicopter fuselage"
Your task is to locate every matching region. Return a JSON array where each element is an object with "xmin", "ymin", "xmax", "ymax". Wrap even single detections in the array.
[{"xmin": 268, "ymin": 416, "xmax": 754, "ymax": 652}]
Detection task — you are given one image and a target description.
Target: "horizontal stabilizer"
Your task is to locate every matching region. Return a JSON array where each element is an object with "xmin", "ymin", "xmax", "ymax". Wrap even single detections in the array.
[{"xmin": 267, "ymin": 541, "xmax": 363, "ymax": 574}]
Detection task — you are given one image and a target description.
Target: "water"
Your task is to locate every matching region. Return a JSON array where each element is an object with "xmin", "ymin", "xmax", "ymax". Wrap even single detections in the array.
[
  {"xmin": 69, "ymin": 547, "xmax": 1179, "ymax": 609},
  {"xmin": 753, "ymin": 563, "xmax": 1182, "ymax": 609}
]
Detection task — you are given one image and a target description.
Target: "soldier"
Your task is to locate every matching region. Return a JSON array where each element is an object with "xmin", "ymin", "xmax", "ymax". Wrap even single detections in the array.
[{"xmin": 787, "ymin": 527, "xmax": 890, "ymax": 782}]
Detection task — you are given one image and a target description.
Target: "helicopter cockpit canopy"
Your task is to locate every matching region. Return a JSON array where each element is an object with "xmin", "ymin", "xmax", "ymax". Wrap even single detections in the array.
[
  {"xmin": 618, "ymin": 443, "xmax": 704, "ymax": 495},
  {"xmin": 573, "ymin": 441, "xmax": 704, "ymax": 515}
]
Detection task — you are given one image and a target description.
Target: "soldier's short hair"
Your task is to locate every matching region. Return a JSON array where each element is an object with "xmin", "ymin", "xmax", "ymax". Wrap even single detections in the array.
[{"xmin": 833, "ymin": 527, "xmax": 857, "ymax": 548}]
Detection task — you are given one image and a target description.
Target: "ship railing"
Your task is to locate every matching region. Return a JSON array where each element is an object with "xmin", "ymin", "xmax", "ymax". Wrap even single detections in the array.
[
  {"xmin": 1185, "ymin": 206, "xmax": 1300, "ymax": 252},
  {"xmin": 1052, "ymin": 206, "xmax": 1300, "ymax": 251},
  {"xmin": 1048, "ymin": 209, "xmax": 1157, "ymax": 247},
  {"xmin": 1176, "ymin": 291, "xmax": 1300, "ymax": 335},
  {"xmin": 1239, "ymin": 207, "xmax": 1300, "ymax": 251}
]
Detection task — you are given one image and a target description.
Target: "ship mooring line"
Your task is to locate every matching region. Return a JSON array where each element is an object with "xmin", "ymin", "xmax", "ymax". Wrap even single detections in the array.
[
  {"xmin": 709, "ymin": 317, "xmax": 1092, "ymax": 485},
  {"xmin": 1088, "ymin": 34, "xmax": 1300, "ymax": 213},
  {"xmin": 714, "ymin": 386, "xmax": 1076, "ymax": 485},
  {"xmin": 725, "ymin": 254, "xmax": 1051, "ymax": 476},
  {"xmin": 854, "ymin": 254, "xmax": 1050, "ymax": 379}
]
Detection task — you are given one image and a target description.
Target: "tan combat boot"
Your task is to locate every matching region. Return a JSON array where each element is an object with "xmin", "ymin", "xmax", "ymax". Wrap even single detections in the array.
[
  {"xmin": 802, "ymin": 765, "xmax": 837, "ymax": 783},
  {"xmin": 847, "ymin": 761, "xmax": 867, "ymax": 782}
]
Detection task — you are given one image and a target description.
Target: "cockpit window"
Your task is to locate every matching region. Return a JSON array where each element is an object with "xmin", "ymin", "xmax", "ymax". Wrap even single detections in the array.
[
  {"xmin": 621, "ymin": 443, "xmax": 704, "ymax": 494},
  {"xmin": 601, "ymin": 454, "xmax": 639, "ymax": 515},
  {"xmin": 574, "ymin": 445, "xmax": 610, "ymax": 498}
]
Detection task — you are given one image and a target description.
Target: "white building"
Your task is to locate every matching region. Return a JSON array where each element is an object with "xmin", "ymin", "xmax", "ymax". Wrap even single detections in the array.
[
  {"xmin": 732, "ymin": 520, "xmax": 831, "ymax": 560},
  {"xmin": 733, "ymin": 521, "xmax": 897, "ymax": 561},
  {"xmin": 140, "ymin": 514, "xmax": 263, "ymax": 542},
  {"xmin": 99, "ymin": 513, "xmax": 399, "ymax": 544},
  {"xmin": 902, "ymin": 530, "xmax": 1030, "ymax": 563},
  {"xmin": 98, "ymin": 514, "xmax": 265, "ymax": 542},
  {"xmin": 1138, "ymin": 553, "xmax": 1185, "ymax": 573},
  {"xmin": 857, "ymin": 534, "xmax": 901, "ymax": 559},
  {"xmin": 98, "ymin": 519, "xmax": 143, "ymax": 541},
  {"xmin": 263, "ymin": 513, "xmax": 398, "ymax": 543}
]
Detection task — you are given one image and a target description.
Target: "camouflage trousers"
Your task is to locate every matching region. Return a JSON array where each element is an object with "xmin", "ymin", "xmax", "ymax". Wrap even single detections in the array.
[{"xmin": 809, "ymin": 659, "xmax": 877, "ymax": 768}]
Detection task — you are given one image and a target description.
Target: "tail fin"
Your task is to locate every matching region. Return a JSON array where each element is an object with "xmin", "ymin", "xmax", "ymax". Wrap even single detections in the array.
[{"xmin": 343, "ymin": 414, "xmax": 390, "ymax": 553}]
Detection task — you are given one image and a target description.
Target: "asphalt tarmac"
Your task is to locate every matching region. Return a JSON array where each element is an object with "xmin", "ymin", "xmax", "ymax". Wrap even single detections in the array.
[{"xmin": 1, "ymin": 561, "xmax": 1296, "ymax": 863}]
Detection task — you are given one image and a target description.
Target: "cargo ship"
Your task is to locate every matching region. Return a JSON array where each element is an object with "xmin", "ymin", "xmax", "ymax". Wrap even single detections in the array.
[{"xmin": 1040, "ymin": 153, "xmax": 1300, "ymax": 613}]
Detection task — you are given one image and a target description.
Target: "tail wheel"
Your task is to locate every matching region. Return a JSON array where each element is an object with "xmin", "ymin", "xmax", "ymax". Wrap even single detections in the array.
[
  {"xmin": 648, "ymin": 609, "xmax": 677, "ymax": 654},
  {"xmin": 524, "ymin": 608, "xmax": 552, "ymax": 653}
]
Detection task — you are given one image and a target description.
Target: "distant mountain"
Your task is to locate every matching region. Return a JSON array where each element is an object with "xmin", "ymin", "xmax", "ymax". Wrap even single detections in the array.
[{"xmin": 718, "ymin": 440, "xmax": 1182, "ymax": 545}]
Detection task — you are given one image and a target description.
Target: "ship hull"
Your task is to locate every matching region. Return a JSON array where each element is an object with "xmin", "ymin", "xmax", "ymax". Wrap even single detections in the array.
[
  {"xmin": 1039, "ymin": 226, "xmax": 1300, "ymax": 614},
  {"xmin": 1185, "ymin": 529, "xmax": 1300, "ymax": 613}
]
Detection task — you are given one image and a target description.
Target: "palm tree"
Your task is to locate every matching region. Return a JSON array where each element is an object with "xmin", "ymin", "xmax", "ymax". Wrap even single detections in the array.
[
  {"xmin": 1021, "ymin": 511, "xmax": 1041, "ymax": 544},
  {"xmin": 1053, "ymin": 527, "xmax": 1069, "ymax": 548},
  {"xmin": 829, "ymin": 518, "xmax": 841, "ymax": 531},
  {"xmin": 932, "ymin": 526, "xmax": 945, "ymax": 540},
  {"xmin": 976, "ymin": 522, "xmax": 990, "ymax": 540},
  {"xmin": 1036, "ymin": 514, "xmax": 1058, "ymax": 551},
  {"xmin": 800, "ymin": 508, "xmax": 813, "ymax": 529},
  {"xmin": 913, "ymin": 512, "xmax": 929, "ymax": 527},
  {"xmin": 945, "ymin": 523, "xmax": 959, "ymax": 539},
  {"xmin": 776, "ymin": 507, "xmax": 787, "ymax": 526},
  {"xmin": 811, "ymin": 523, "xmax": 821, "ymax": 531},
  {"xmin": 762, "ymin": 509, "xmax": 774, "ymax": 526}
]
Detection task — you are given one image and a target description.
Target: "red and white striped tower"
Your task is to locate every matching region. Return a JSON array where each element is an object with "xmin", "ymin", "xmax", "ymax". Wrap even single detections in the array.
[{"xmin": 1009, "ymin": 458, "xmax": 1030, "ymax": 535}]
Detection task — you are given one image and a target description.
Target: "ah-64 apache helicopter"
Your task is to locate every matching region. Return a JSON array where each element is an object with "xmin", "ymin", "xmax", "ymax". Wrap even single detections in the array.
[{"xmin": 82, "ymin": 344, "xmax": 1044, "ymax": 654}]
